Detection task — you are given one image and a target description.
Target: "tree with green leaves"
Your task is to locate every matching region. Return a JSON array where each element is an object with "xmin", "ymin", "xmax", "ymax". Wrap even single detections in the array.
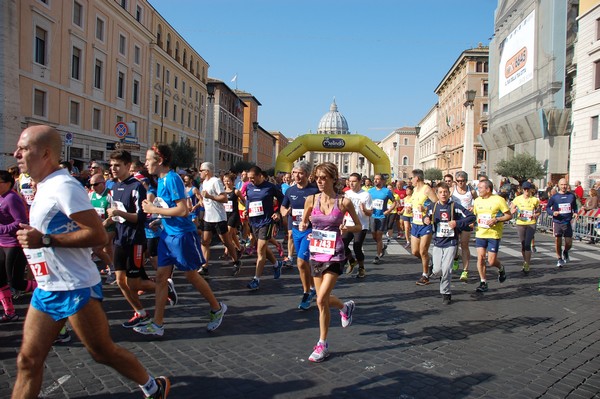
[
  {"xmin": 169, "ymin": 139, "xmax": 196, "ymax": 170},
  {"xmin": 424, "ymin": 168, "xmax": 443, "ymax": 182},
  {"xmin": 493, "ymin": 153, "xmax": 546, "ymax": 185},
  {"xmin": 231, "ymin": 160, "xmax": 255, "ymax": 173}
]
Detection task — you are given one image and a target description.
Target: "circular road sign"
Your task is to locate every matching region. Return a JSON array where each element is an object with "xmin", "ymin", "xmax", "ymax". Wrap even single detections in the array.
[{"xmin": 114, "ymin": 122, "xmax": 129, "ymax": 139}]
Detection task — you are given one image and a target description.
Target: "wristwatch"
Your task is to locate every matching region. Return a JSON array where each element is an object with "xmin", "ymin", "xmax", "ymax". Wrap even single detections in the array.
[{"xmin": 41, "ymin": 234, "xmax": 52, "ymax": 247}]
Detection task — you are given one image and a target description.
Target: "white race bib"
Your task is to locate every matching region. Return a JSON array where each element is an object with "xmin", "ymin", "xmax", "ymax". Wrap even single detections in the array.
[
  {"xmin": 21, "ymin": 188, "xmax": 35, "ymax": 205},
  {"xmin": 477, "ymin": 214, "xmax": 492, "ymax": 228},
  {"xmin": 24, "ymin": 249, "xmax": 50, "ymax": 283},
  {"xmin": 372, "ymin": 199, "xmax": 384, "ymax": 210},
  {"xmin": 309, "ymin": 229, "xmax": 337, "ymax": 255},
  {"xmin": 248, "ymin": 201, "xmax": 264, "ymax": 217},
  {"xmin": 224, "ymin": 200, "xmax": 233, "ymax": 212},
  {"xmin": 94, "ymin": 207, "xmax": 106, "ymax": 219},
  {"xmin": 291, "ymin": 208, "xmax": 304, "ymax": 226},
  {"xmin": 436, "ymin": 222, "xmax": 454, "ymax": 238},
  {"xmin": 519, "ymin": 209, "xmax": 533, "ymax": 222},
  {"xmin": 111, "ymin": 201, "xmax": 126, "ymax": 223},
  {"xmin": 152, "ymin": 197, "xmax": 171, "ymax": 219},
  {"xmin": 413, "ymin": 209, "xmax": 423, "ymax": 224},
  {"xmin": 558, "ymin": 203, "xmax": 571, "ymax": 214}
]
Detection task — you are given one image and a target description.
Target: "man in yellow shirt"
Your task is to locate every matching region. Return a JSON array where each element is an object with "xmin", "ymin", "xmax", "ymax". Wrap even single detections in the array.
[
  {"xmin": 510, "ymin": 182, "xmax": 541, "ymax": 274},
  {"xmin": 472, "ymin": 179, "xmax": 512, "ymax": 292}
]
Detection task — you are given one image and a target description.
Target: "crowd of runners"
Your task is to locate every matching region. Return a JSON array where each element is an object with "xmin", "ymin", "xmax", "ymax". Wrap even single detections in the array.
[{"xmin": 0, "ymin": 124, "xmax": 588, "ymax": 398}]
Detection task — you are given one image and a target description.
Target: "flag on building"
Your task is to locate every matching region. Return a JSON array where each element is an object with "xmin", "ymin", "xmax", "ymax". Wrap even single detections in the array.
[{"xmin": 231, "ymin": 74, "xmax": 238, "ymax": 83}]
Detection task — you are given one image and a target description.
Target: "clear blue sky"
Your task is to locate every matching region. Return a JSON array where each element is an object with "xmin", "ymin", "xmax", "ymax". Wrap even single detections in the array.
[{"xmin": 150, "ymin": 0, "xmax": 498, "ymax": 142}]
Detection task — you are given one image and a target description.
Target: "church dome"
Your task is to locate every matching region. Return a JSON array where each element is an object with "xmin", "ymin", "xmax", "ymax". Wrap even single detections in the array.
[{"xmin": 317, "ymin": 99, "xmax": 349, "ymax": 134}]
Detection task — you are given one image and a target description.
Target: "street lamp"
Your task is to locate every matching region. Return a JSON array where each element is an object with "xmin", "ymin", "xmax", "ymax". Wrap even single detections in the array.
[
  {"xmin": 392, "ymin": 141, "xmax": 398, "ymax": 180},
  {"xmin": 462, "ymin": 89, "xmax": 476, "ymax": 176},
  {"xmin": 252, "ymin": 121, "xmax": 259, "ymax": 164},
  {"xmin": 206, "ymin": 83, "xmax": 216, "ymax": 164}
]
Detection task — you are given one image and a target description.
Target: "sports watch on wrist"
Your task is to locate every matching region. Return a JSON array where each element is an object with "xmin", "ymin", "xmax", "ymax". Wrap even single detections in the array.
[{"xmin": 41, "ymin": 234, "xmax": 52, "ymax": 247}]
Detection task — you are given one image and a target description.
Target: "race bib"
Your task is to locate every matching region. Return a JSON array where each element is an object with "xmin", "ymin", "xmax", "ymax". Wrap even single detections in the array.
[
  {"xmin": 436, "ymin": 222, "xmax": 454, "ymax": 238},
  {"xmin": 519, "ymin": 209, "xmax": 533, "ymax": 222},
  {"xmin": 94, "ymin": 207, "xmax": 106, "ymax": 219},
  {"xmin": 558, "ymin": 203, "xmax": 571, "ymax": 214},
  {"xmin": 152, "ymin": 197, "xmax": 171, "ymax": 219},
  {"xmin": 24, "ymin": 249, "xmax": 50, "ymax": 282},
  {"xmin": 477, "ymin": 214, "xmax": 492, "ymax": 229},
  {"xmin": 224, "ymin": 200, "xmax": 233, "ymax": 213},
  {"xmin": 372, "ymin": 199, "xmax": 384, "ymax": 210},
  {"xmin": 21, "ymin": 188, "xmax": 35, "ymax": 205},
  {"xmin": 309, "ymin": 229, "xmax": 337, "ymax": 255},
  {"xmin": 248, "ymin": 201, "xmax": 264, "ymax": 217},
  {"xmin": 413, "ymin": 209, "xmax": 423, "ymax": 224},
  {"xmin": 111, "ymin": 201, "xmax": 126, "ymax": 223},
  {"xmin": 291, "ymin": 208, "xmax": 304, "ymax": 226}
]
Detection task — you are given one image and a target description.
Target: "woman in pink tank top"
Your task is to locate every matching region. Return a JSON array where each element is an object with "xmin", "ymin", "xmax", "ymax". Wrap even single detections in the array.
[{"xmin": 298, "ymin": 162, "xmax": 361, "ymax": 363}]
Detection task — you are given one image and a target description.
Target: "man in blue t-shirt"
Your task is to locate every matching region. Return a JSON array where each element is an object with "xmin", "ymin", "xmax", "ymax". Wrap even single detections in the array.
[
  {"xmin": 546, "ymin": 178, "xmax": 578, "ymax": 267},
  {"xmin": 245, "ymin": 166, "xmax": 284, "ymax": 290},
  {"xmin": 281, "ymin": 162, "xmax": 319, "ymax": 309},
  {"xmin": 368, "ymin": 175, "xmax": 396, "ymax": 264}
]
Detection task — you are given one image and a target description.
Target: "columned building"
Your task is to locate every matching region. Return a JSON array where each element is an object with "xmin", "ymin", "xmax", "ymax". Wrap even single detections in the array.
[
  {"xmin": 570, "ymin": 0, "xmax": 600, "ymax": 189},
  {"xmin": 305, "ymin": 99, "xmax": 352, "ymax": 176},
  {"xmin": 415, "ymin": 104, "xmax": 439, "ymax": 173},
  {"xmin": 379, "ymin": 127, "xmax": 418, "ymax": 182},
  {"xmin": 481, "ymin": 0, "xmax": 578, "ymax": 186},
  {"xmin": 434, "ymin": 45, "xmax": 489, "ymax": 179}
]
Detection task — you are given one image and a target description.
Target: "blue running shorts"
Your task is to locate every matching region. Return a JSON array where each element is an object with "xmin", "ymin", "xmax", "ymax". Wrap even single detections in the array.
[
  {"xmin": 475, "ymin": 238, "xmax": 501, "ymax": 253},
  {"xmin": 411, "ymin": 224, "xmax": 433, "ymax": 238},
  {"xmin": 31, "ymin": 282, "xmax": 103, "ymax": 321},
  {"xmin": 292, "ymin": 228, "xmax": 311, "ymax": 262},
  {"xmin": 158, "ymin": 231, "xmax": 206, "ymax": 271}
]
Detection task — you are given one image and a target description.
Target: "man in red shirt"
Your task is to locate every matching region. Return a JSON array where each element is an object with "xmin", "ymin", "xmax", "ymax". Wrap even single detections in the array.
[
  {"xmin": 574, "ymin": 180, "xmax": 584, "ymax": 205},
  {"xmin": 394, "ymin": 180, "xmax": 407, "ymax": 239}
]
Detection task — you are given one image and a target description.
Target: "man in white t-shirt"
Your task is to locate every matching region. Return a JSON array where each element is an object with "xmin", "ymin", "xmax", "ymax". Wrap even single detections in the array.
[
  {"xmin": 12, "ymin": 125, "xmax": 169, "ymax": 399},
  {"xmin": 198, "ymin": 162, "xmax": 241, "ymax": 276},
  {"xmin": 343, "ymin": 173, "xmax": 373, "ymax": 278}
]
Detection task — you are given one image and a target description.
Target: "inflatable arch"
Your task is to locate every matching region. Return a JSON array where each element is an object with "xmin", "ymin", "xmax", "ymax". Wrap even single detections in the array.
[{"xmin": 274, "ymin": 134, "xmax": 391, "ymax": 178}]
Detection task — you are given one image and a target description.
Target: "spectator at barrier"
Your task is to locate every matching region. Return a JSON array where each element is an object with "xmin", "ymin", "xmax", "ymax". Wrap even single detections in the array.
[{"xmin": 583, "ymin": 189, "xmax": 598, "ymax": 244}]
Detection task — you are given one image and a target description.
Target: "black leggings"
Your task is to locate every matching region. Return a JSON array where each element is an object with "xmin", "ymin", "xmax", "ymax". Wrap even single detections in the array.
[
  {"xmin": 0, "ymin": 246, "xmax": 29, "ymax": 290},
  {"xmin": 342, "ymin": 229, "xmax": 368, "ymax": 262}
]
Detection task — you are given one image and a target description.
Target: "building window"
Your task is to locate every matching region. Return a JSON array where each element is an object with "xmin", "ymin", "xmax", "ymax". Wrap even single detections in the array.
[
  {"xmin": 154, "ymin": 95, "xmax": 159, "ymax": 114},
  {"xmin": 135, "ymin": 5, "xmax": 142, "ymax": 22},
  {"xmin": 73, "ymin": 1, "xmax": 83, "ymax": 27},
  {"xmin": 166, "ymin": 70, "xmax": 170, "ymax": 85},
  {"xmin": 156, "ymin": 63, "xmax": 160, "ymax": 78},
  {"xmin": 482, "ymin": 103, "xmax": 489, "ymax": 114},
  {"xmin": 134, "ymin": 45, "xmax": 140, "ymax": 65},
  {"xmin": 34, "ymin": 26, "xmax": 47, "ymax": 65},
  {"xmin": 188, "ymin": 111, "xmax": 191, "ymax": 128},
  {"xmin": 182, "ymin": 81, "xmax": 185, "ymax": 94},
  {"xmin": 119, "ymin": 34, "xmax": 126, "ymax": 56},
  {"xmin": 93, "ymin": 108, "xmax": 101, "ymax": 130},
  {"xmin": 119, "ymin": 0, "xmax": 127, "ymax": 10},
  {"xmin": 173, "ymin": 104, "xmax": 177, "ymax": 121},
  {"xmin": 70, "ymin": 101, "xmax": 80, "ymax": 125},
  {"xmin": 94, "ymin": 59, "xmax": 103, "ymax": 89},
  {"xmin": 71, "ymin": 47, "xmax": 81, "ymax": 80},
  {"xmin": 164, "ymin": 100, "xmax": 168, "ymax": 117},
  {"xmin": 96, "ymin": 17, "xmax": 104, "ymax": 41},
  {"xmin": 595, "ymin": 60, "xmax": 600, "ymax": 90},
  {"xmin": 116, "ymin": 115, "xmax": 123, "ymax": 123},
  {"xmin": 404, "ymin": 138, "xmax": 408, "ymax": 145},
  {"xmin": 402, "ymin": 156, "xmax": 409, "ymax": 166},
  {"xmin": 174, "ymin": 76, "xmax": 178, "ymax": 89},
  {"xmin": 34, "ymin": 89, "xmax": 46, "ymax": 117},
  {"xmin": 133, "ymin": 79, "xmax": 139, "ymax": 105},
  {"xmin": 597, "ymin": 18, "xmax": 600, "ymax": 41},
  {"xmin": 592, "ymin": 116, "xmax": 599, "ymax": 140},
  {"xmin": 180, "ymin": 108, "xmax": 184, "ymax": 124},
  {"xmin": 117, "ymin": 71, "xmax": 124, "ymax": 98},
  {"xmin": 483, "ymin": 82, "xmax": 489, "ymax": 96}
]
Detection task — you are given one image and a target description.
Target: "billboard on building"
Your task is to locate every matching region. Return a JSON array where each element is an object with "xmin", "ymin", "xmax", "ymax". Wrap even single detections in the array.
[{"xmin": 498, "ymin": 10, "xmax": 536, "ymax": 99}]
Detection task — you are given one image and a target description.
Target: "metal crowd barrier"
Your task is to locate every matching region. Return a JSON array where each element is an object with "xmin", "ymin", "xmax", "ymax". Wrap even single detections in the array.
[{"xmin": 510, "ymin": 208, "xmax": 599, "ymax": 243}]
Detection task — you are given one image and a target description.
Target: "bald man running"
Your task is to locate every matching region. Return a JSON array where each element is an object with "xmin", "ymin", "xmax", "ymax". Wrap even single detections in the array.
[{"xmin": 12, "ymin": 125, "xmax": 169, "ymax": 399}]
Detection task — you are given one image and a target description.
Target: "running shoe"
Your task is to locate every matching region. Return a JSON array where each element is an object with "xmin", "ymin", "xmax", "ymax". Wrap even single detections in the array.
[
  {"xmin": 346, "ymin": 258, "xmax": 358, "ymax": 274},
  {"xmin": 134, "ymin": 322, "xmax": 164, "ymax": 337},
  {"xmin": 167, "ymin": 278, "xmax": 178, "ymax": 306},
  {"xmin": 105, "ymin": 273, "xmax": 116, "ymax": 285},
  {"xmin": 452, "ymin": 259, "xmax": 460, "ymax": 271},
  {"xmin": 308, "ymin": 288, "xmax": 317, "ymax": 302},
  {"xmin": 416, "ymin": 275, "xmax": 430, "ymax": 286},
  {"xmin": 522, "ymin": 262, "xmax": 530, "ymax": 275},
  {"xmin": 531, "ymin": 245, "xmax": 537, "ymax": 253},
  {"xmin": 442, "ymin": 294, "xmax": 452, "ymax": 305},
  {"xmin": 122, "ymin": 312, "xmax": 151, "ymax": 328},
  {"xmin": 382, "ymin": 244, "xmax": 388, "ymax": 256},
  {"xmin": 372, "ymin": 256, "xmax": 381, "ymax": 265},
  {"xmin": 0, "ymin": 313, "xmax": 19, "ymax": 323},
  {"xmin": 273, "ymin": 261, "xmax": 283, "ymax": 279},
  {"xmin": 232, "ymin": 261, "xmax": 241, "ymax": 276},
  {"xmin": 562, "ymin": 250, "xmax": 570, "ymax": 263},
  {"xmin": 198, "ymin": 267, "xmax": 209, "ymax": 276},
  {"xmin": 498, "ymin": 266, "xmax": 507, "ymax": 283},
  {"xmin": 386, "ymin": 236, "xmax": 391, "ymax": 245},
  {"xmin": 356, "ymin": 267, "xmax": 366, "ymax": 279},
  {"xmin": 298, "ymin": 293, "xmax": 311, "ymax": 310},
  {"xmin": 276, "ymin": 242, "xmax": 285, "ymax": 257},
  {"xmin": 207, "ymin": 302, "xmax": 227, "ymax": 332},
  {"xmin": 308, "ymin": 342, "xmax": 330, "ymax": 363},
  {"xmin": 145, "ymin": 376, "xmax": 170, "ymax": 399},
  {"xmin": 396, "ymin": 234, "xmax": 404, "ymax": 240},
  {"xmin": 11, "ymin": 289, "xmax": 23, "ymax": 300},
  {"xmin": 247, "ymin": 278, "xmax": 260, "ymax": 291},
  {"xmin": 557, "ymin": 258, "xmax": 565, "ymax": 268},
  {"xmin": 54, "ymin": 330, "xmax": 72, "ymax": 344},
  {"xmin": 476, "ymin": 281, "xmax": 488, "ymax": 292},
  {"xmin": 340, "ymin": 300, "xmax": 355, "ymax": 327},
  {"xmin": 460, "ymin": 270, "xmax": 468, "ymax": 282},
  {"xmin": 403, "ymin": 241, "xmax": 411, "ymax": 249}
]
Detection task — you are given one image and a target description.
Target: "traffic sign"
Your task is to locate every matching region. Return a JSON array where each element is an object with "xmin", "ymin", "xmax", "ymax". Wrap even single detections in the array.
[
  {"xmin": 65, "ymin": 132, "xmax": 73, "ymax": 146},
  {"xmin": 114, "ymin": 122, "xmax": 128, "ymax": 139}
]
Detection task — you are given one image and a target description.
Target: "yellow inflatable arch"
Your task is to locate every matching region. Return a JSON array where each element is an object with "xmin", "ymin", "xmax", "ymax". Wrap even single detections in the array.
[{"xmin": 274, "ymin": 134, "xmax": 391, "ymax": 178}]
